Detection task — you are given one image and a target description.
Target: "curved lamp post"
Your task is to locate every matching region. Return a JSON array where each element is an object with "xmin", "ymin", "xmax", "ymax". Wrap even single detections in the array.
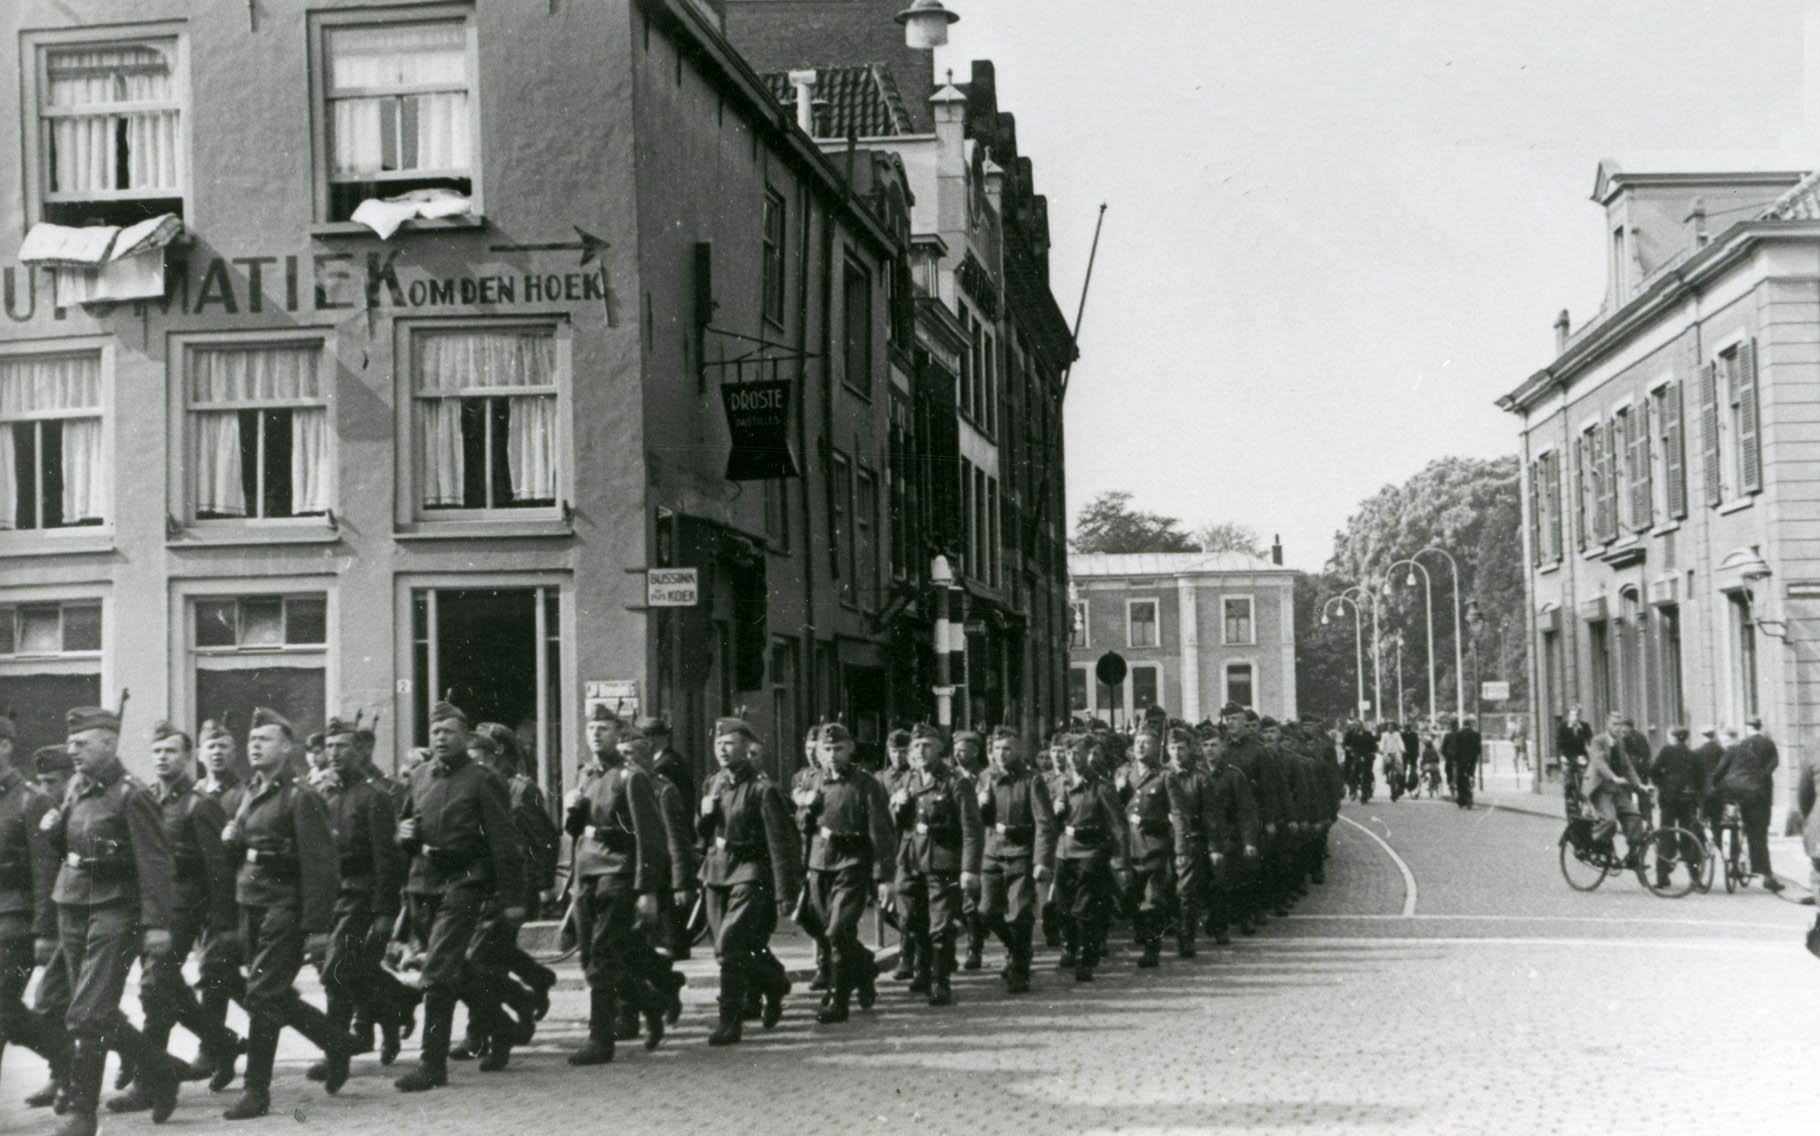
[
  {"xmin": 1415, "ymin": 546, "xmax": 1465, "ymax": 719},
  {"xmin": 1321, "ymin": 595, "xmax": 1364, "ymax": 717},
  {"xmin": 1385, "ymin": 558, "xmax": 1437, "ymax": 724}
]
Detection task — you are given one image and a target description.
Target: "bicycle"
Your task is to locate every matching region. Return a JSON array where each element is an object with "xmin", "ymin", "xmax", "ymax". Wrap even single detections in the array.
[
  {"xmin": 1421, "ymin": 762, "xmax": 1441, "ymax": 798},
  {"xmin": 1558, "ymin": 786, "xmax": 1706, "ymax": 898},
  {"xmin": 1714, "ymin": 800, "xmax": 1750, "ymax": 893}
]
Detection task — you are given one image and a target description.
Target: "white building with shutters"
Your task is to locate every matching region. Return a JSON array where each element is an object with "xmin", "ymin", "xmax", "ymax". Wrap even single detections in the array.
[{"xmin": 1499, "ymin": 161, "xmax": 1820, "ymax": 812}]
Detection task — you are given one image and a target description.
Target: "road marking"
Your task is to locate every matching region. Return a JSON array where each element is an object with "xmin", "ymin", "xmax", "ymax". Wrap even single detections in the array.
[
  {"xmin": 1339, "ymin": 814, "xmax": 1417, "ymax": 917},
  {"xmin": 1286, "ymin": 912, "xmax": 1798, "ymax": 931},
  {"xmin": 1233, "ymin": 934, "xmax": 1796, "ymax": 953}
]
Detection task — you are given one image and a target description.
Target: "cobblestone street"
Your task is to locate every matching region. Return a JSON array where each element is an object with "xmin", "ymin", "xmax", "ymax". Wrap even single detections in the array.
[{"xmin": 4, "ymin": 795, "xmax": 1812, "ymax": 1136}]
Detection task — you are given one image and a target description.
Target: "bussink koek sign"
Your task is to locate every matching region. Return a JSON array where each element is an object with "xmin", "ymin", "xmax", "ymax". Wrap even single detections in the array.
[{"xmin": 721, "ymin": 379, "xmax": 799, "ymax": 481}]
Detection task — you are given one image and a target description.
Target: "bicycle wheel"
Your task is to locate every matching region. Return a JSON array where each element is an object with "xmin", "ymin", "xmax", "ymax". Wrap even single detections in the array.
[
  {"xmin": 1724, "ymin": 828, "xmax": 1743, "ymax": 893},
  {"xmin": 1695, "ymin": 838, "xmax": 1716, "ymax": 893},
  {"xmin": 1559, "ymin": 825, "xmax": 1612, "ymax": 891},
  {"xmin": 1639, "ymin": 826, "xmax": 1704, "ymax": 899}
]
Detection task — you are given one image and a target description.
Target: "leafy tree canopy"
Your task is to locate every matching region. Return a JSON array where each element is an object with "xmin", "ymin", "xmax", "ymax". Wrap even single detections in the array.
[{"xmin": 1071, "ymin": 491, "xmax": 1198, "ymax": 553}]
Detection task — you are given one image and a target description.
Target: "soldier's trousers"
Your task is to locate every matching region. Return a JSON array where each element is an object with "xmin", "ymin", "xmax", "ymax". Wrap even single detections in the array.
[
  {"xmin": 1052, "ymin": 857, "xmax": 1113, "ymax": 968},
  {"xmin": 979, "ymin": 855, "xmax": 1036, "ymax": 969},
  {"xmin": 1204, "ymin": 847, "xmax": 1243, "ymax": 936},
  {"xmin": 137, "ymin": 907, "xmax": 237, "ymax": 1064},
  {"xmin": 705, "ymin": 880, "xmax": 782, "ymax": 1018},
  {"xmin": 322, "ymin": 904, "xmax": 417, "ymax": 1038},
  {"xmin": 0, "ymin": 934, "xmax": 59, "ymax": 1064},
  {"xmin": 56, "ymin": 901, "xmax": 136, "ymax": 1037},
  {"xmin": 895, "ymin": 870, "xmax": 961, "ymax": 982},
  {"xmin": 1171, "ymin": 847, "xmax": 1205, "ymax": 946},
  {"xmin": 809, "ymin": 866, "xmax": 874, "ymax": 996},
  {"xmin": 411, "ymin": 887, "xmax": 512, "ymax": 1067},
  {"xmin": 1129, "ymin": 857, "xmax": 1173, "ymax": 948},
  {"xmin": 241, "ymin": 903, "xmax": 354, "ymax": 1090},
  {"xmin": 576, "ymin": 874, "xmax": 665, "ymax": 1028}
]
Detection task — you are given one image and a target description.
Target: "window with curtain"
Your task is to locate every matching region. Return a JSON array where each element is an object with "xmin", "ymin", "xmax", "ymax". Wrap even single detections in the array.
[
  {"xmin": 413, "ymin": 328, "xmax": 560, "ymax": 513},
  {"xmin": 0, "ymin": 352, "xmax": 105, "ymax": 531},
  {"xmin": 1223, "ymin": 596, "xmax": 1255, "ymax": 645},
  {"xmin": 1128, "ymin": 599, "xmax": 1158, "ymax": 649},
  {"xmin": 187, "ymin": 343, "xmax": 329, "ymax": 520},
  {"xmin": 322, "ymin": 19, "xmax": 473, "ymax": 221},
  {"xmin": 38, "ymin": 38, "xmax": 184, "ymax": 221}
]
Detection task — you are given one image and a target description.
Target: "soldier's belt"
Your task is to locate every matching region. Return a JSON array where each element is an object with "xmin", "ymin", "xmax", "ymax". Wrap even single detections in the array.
[
  {"xmin": 1133, "ymin": 819, "xmax": 1171, "ymax": 838},
  {"xmin": 817, "ymin": 829, "xmax": 870, "ymax": 855},
  {"xmin": 1063, "ymin": 825, "xmax": 1106, "ymax": 845},
  {"xmin": 422, "ymin": 843, "xmax": 484, "ymax": 872},
  {"xmin": 63, "ymin": 852, "xmax": 132, "ymax": 878},
  {"xmin": 992, "ymin": 824, "xmax": 1034, "ymax": 842},
  {"xmin": 245, "ymin": 848, "xmax": 299, "ymax": 875},
  {"xmin": 714, "ymin": 837, "xmax": 768, "ymax": 860},
  {"xmin": 914, "ymin": 823, "xmax": 960, "ymax": 839},
  {"xmin": 584, "ymin": 825, "xmax": 635, "ymax": 852}
]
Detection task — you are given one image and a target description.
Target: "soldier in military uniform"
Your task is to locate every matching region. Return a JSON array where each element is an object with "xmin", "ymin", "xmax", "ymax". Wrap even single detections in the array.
[
  {"xmin": 22, "ymin": 745, "xmax": 76, "ymax": 1113},
  {"xmin": 949, "ymin": 730, "xmax": 988, "ymax": 972},
  {"xmin": 44, "ymin": 706, "xmax": 188, "ymax": 1136},
  {"xmin": 1200, "ymin": 724, "xmax": 1261, "ymax": 945},
  {"xmin": 562, "ymin": 707, "xmax": 667, "ymax": 1064},
  {"xmin": 306, "ymin": 717, "xmax": 412, "ymax": 1086},
  {"xmin": 187, "ymin": 717, "xmax": 249, "ymax": 1086},
  {"xmin": 894, "ymin": 725, "xmax": 982, "ymax": 1006},
  {"xmin": 638, "ymin": 716, "xmax": 694, "ymax": 959},
  {"xmin": 617, "ymin": 724, "xmax": 694, "ymax": 1031},
  {"xmin": 1161, "ymin": 725, "xmax": 1214, "ymax": 959},
  {"xmin": 804, "ymin": 723, "xmax": 894, "ymax": 1023},
  {"xmin": 1051, "ymin": 733, "xmax": 1130, "ymax": 982},
  {"xmin": 879, "ymin": 728, "xmax": 919, "ymax": 981},
  {"xmin": 0, "ymin": 717, "xmax": 60, "ymax": 1092},
  {"xmin": 789, "ymin": 725, "xmax": 833, "ymax": 992},
  {"xmin": 476, "ymin": 723, "xmax": 560, "ymax": 1027},
  {"xmin": 977, "ymin": 727, "xmax": 1055, "ymax": 993},
  {"xmin": 107, "ymin": 722, "xmax": 239, "ymax": 1115},
  {"xmin": 393, "ymin": 701, "xmax": 525, "ymax": 1092},
  {"xmin": 1119, "ymin": 724, "xmax": 1174, "ymax": 968},
  {"xmin": 217, "ymin": 707, "xmax": 357, "ymax": 1119},
  {"xmin": 1038, "ymin": 732, "xmax": 1071, "ymax": 949},
  {"xmin": 697, "ymin": 717, "xmax": 801, "ymax": 1045}
]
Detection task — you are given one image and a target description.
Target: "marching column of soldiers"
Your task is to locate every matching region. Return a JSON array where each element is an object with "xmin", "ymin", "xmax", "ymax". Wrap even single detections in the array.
[{"xmin": 0, "ymin": 696, "xmax": 1342, "ymax": 1131}]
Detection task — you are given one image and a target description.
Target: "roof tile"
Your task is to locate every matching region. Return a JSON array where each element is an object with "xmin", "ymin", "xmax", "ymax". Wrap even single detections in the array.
[{"xmin": 761, "ymin": 63, "xmax": 914, "ymax": 139}]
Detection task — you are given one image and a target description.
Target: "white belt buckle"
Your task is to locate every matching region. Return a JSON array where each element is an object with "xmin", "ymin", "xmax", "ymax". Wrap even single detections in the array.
[
  {"xmin": 246, "ymin": 849, "xmax": 259, "ymax": 864},
  {"xmin": 584, "ymin": 825, "xmax": 600, "ymax": 841},
  {"xmin": 994, "ymin": 823, "xmax": 1009, "ymax": 835},
  {"xmin": 819, "ymin": 826, "xmax": 833, "ymax": 840},
  {"xmin": 915, "ymin": 822, "xmax": 929, "ymax": 834},
  {"xmin": 715, "ymin": 836, "xmax": 728, "ymax": 850},
  {"xmin": 1064, "ymin": 825, "xmax": 1077, "ymax": 838},
  {"xmin": 1128, "ymin": 813, "xmax": 1142, "ymax": 825},
  {"xmin": 65, "ymin": 852, "xmax": 82, "ymax": 868}
]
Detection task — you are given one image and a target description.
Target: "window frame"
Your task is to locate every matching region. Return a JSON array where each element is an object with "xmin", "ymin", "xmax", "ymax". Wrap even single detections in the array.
[
  {"xmin": 21, "ymin": 24, "xmax": 191, "ymax": 225},
  {"xmin": 830, "ymin": 449, "xmax": 853, "ymax": 606},
  {"xmin": 840, "ymin": 254, "xmax": 873, "ymax": 398},
  {"xmin": 0, "ymin": 337, "xmax": 115, "ymax": 548},
  {"xmin": 395, "ymin": 317, "xmax": 573, "ymax": 527},
  {"xmin": 855, "ymin": 464, "xmax": 879, "ymax": 612},
  {"xmin": 760, "ymin": 188, "xmax": 786, "ymax": 329},
  {"xmin": 1221, "ymin": 594, "xmax": 1256, "ymax": 646},
  {"xmin": 308, "ymin": 4, "xmax": 483, "ymax": 226},
  {"xmin": 1070, "ymin": 599, "xmax": 1089, "ymax": 647},
  {"xmin": 169, "ymin": 328, "xmax": 338, "ymax": 532},
  {"xmin": 0, "ymin": 587, "xmax": 110, "ymax": 758},
  {"xmin": 1128, "ymin": 660, "xmax": 1163, "ymax": 719},
  {"xmin": 1126, "ymin": 597, "xmax": 1160, "ymax": 649},
  {"xmin": 1224, "ymin": 660, "xmax": 1256, "ymax": 710}
]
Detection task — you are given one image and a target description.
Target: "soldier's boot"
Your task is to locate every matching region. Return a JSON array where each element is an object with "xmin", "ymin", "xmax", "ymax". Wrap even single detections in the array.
[
  {"xmin": 24, "ymin": 1021, "xmax": 69, "ymax": 1110},
  {"xmin": 306, "ymin": 991, "xmax": 352, "ymax": 1082},
  {"xmin": 633, "ymin": 977, "xmax": 666, "ymax": 1051},
  {"xmin": 393, "ymin": 992, "xmax": 454, "ymax": 1092},
  {"xmin": 281, "ymin": 992, "xmax": 361, "ymax": 1094},
  {"xmin": 223, "ymin": 1015, "xmax": 279, "ymax": 1120},
  {"xmin": 1056, "ymin": 923, "xmax": 1076, "ymax": 970},
  {"xmin": 708, "ymin": 964, "xmax": 745, "ymax": 1047},
  {"xmin": 816, "ymin": 985, "xmax": 851, "ymax": 1024},
  {"xmin": 378, "ymin": 1017, "xmax": 402, "ymax": 1067},
  {"xmin": 1003, "ymin": 925, "xmax": 1032, "ymax": 994},
  {"xmin": 193, "ymin": 988, "xmax": 238, "ymax": 1090},
  {"xmin": 498, "ymin": 977, "xmax": 538, "ymax": 1045},
  {"xmin": 759, "ymin": 959, "xmax": 789, "ymax": 1030},
  {"xmin": 1177, "ymin": 915, "xmax": 1198, "ymax": 960},
  {"xmin": 108, "ymin": 1015, "xmax": 184, "ymax": 1123},
  {"xmin": 854, "ymin": 952, "xmax": 879, "ymax": 1010},
  {"xmin": 470, "ymin": 995, "xmax": 515, "ymax": 1073},
  {"xmin": 613, "ymin": 994, "xmax": 642, "ymax": 1042},
  {"xmin": 927, "ymin": 935, "xmax": 955, "ymax": 1006},
  {"xmin": 512, "ymin": 954, "xmax": 558, "ymax": 1021},
  {"xmin": 963, "ymin": 918, "xmax": 985, "ymax": 971},
  {"xmin": 891, "ymin": 934, "xmax": 917, "ymax": 981},
  {"xmin": 908, "ymin": 940, "xmax": 933, "ymax": 994},
  {"xmin": 52, "ymin": 1036, "xmax": 106, "ymax": 1136},
  {"xmin": 662, "ymin": 969, "xmax": 687, "ymax": 1025},
  {"xmin": 568, "ymin": 988, "xmax": 617, "ymax": 1066}
]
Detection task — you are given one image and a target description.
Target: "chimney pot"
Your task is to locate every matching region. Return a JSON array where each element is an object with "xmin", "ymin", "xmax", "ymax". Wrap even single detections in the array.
[
  {"xmin": 1553, "ymin": 308, "xmax": 1571, "ymax": 354},
  {"xmin": 1687, "ymin": 194, "xmax": 1709, "ymax": 248},
  {"xmin": 1270, "ymin": 535, "xmax": 1283, "ymax": 565},
  {"xmin": 787, "ymin": 69, "xmax": 818, "ymax": 134}
]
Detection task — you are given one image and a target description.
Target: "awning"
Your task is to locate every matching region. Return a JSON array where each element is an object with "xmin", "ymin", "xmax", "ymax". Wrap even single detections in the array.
[{"xmin": 19, "ymin": 213, "xmax": 183, "ymax": 303}]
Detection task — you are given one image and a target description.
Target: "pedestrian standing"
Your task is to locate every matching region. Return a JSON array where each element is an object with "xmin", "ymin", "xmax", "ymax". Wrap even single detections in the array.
[
  {"xmin": 1399, "ymin": 721, "xmax": 1421, "ymax": 794},
  {"xmin": 1646, "ymin": 726, "xmax": 1709, "ymax": 889},
  {"xmin": 1695, "ymin": 726, "xmax": 1727, "ymax": 847},
  {"xmin": 1713, "ymin": 717, "xmax": 1784, "ymax": 892},
  {"xmin": 978, "ymin": 727, "xmax": 1055, "ymax": 990},
  {"xmin": 697, "ymin": 717, "xmax": 801, "ymax": 1046}
]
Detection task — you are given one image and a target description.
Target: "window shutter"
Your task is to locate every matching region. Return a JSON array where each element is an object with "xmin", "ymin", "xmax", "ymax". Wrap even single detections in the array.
[
  {"xmin": 1738, "ymin": 340, "xmax": 1761, "ymax": 493},
  {"xmin": 1663, "ymin": 380, "xmax": 1686, "ymax": 519},
  {"xmin": 1621, "ymin": 409, "xmax": 1639, "ymax": 530},
  {"xmin": 1576, "ymin": 432, "xmax": 1591, "ymax": 550},
  {"xmin": 1632, "ymin": 404, "xmax": 1652, "ymax": 531},
  {"xmin": 1603, "ymin": 417, "xmax": 1620, "ymax": 541},
  {"xmin": 1699, "ymin": 361, "xmax": 1721, "ymax": 506},
  {"xmin": 1546, "ymin": 452, "xmax": 1563, "ymax": 559},
  {"xmin": 1529, "ymin": 459, "xmax": 1543, "ymax": 566}
]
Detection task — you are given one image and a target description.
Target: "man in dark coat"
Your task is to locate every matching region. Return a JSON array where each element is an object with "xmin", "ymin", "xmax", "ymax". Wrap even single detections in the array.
[
  {"xmin": 1694, "ymin": 726, "xmax": 1727, "ymax": 847},
  {"xmin": 1714, "ymin": 717, "xmax": 1783, "ymax": 892}
]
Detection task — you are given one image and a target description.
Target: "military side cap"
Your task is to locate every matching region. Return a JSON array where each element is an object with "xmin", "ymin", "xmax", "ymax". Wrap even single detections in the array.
[
  {"xmin": 1166, "ymin": 724, "xmax": 1195, "ymax": 744},
  {"xmin": 820, "ymin": 722, "xmax": 853, "ymax": 746},
  {"xmin": 199, "ymin": 718, "xmax": 233, "ymax": 742},
  {"xmin": 323, "ymin": 716, "xmax": 359, "ymax": 738},
  {"xmin": 466, "ymin": 728, "xmax": 501, "ymax": 754},
  {"xmin": 953, "ymin": 729, "xmax": 982, "ymax": 746},
  {"xmin": 66, "ymin": 706, "xmax": 119, "ymax": 734},
  {"xmin": 910, "ymin": 723, "xmax": 943, "ymax": 743},
  {"xmin": 304, "ymin": 731, "xmax": 326, "ymax": 750},
  {"xmin": 714, "ymin": 716, "xmax": 757, "ymax": 740},
  {"xmin": 587, "ymin": 703, "xmax": 620, "ymax": 724},
  {"xmin": 429, "ymin": 700, "xmax": 468, "ymax": 727},
  {"xmin": 617, "ymin": 723, "xmax": 647, "ymax": 744},
  {"xmin": 150, "ymin": 720, "xmax": 191, "ymax": 747},
  {"xmin": 249, "ymin": 706, "xmax": 295, "ymax": 738},
  {"xmin": 634, "ymin": 716, "xmax": 670, "ymax": 736},
  {"xmin": 887, "ymin": 728, "xmax": 912, "ymax": 747},
  {"xmin": 35, "ymin": 744, "xmax": 73, "ymax": 774},
  {"xmin": 989, "ymin": 725, "xmax": 1020, "ymax": 742},
  {"xmin": 1132, "ymin": 721, "xmax": 1161, "ymax": 739}
]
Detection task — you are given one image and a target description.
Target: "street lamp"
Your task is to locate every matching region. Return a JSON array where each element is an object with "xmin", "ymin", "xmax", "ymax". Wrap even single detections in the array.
[
  {"xmin": 1341, "ymin": 583, "xmax": 1382, "ymax": 720},
  {"xmin": 896, "ymin": 0, "xmax": 961, "ymax": 49},
  {"xmin": 1385, "ymin": 558, "xmax": 1437, "ymax": 725},
  {"xmin": 1322, "ymin": 595, "xmax": 1364, "ymax": 717},
  {"xmin": 1415, "ymin": 546, "xmax": 1466, "ymax": 719},
  {"xmin": 1465, "ymin": 598, "xmax": 1484, "ymax": 789}
]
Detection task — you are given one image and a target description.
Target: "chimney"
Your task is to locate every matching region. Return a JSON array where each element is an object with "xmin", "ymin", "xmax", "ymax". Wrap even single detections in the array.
[
  {"xmin": 1553, "ymin": 308, "xmax": 1571, "ymax": 354},
  {"xmin": 787, "ymin": 69, "xmax": 818, "ymax": 134},
  {"xmin": 1270, "ymin": 535, "xmax": 1283, "ymax": 566},
  {"xmin": 1686, "ymin": 195, "xmax": 1708, "ymax": 248}
]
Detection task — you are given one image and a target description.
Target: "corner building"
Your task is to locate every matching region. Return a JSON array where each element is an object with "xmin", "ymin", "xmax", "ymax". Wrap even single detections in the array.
[{"xmin": 0, "ymin": 0, "xmax": 904, "ymax": 797}]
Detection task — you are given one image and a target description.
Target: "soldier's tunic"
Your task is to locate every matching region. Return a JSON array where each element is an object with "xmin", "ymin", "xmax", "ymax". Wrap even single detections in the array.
[
  {"xmin": 1120, "ymin": 762, "xmax": 1175, "ymax": 955},
  {"xmin": 1202, "ymin": 753, "xmax": 1261, "ymax": 938},
  {"xmin": 319, "ymin": 767, "xmax": 410, "ymax": 1040},
  {"xmin": 0, "ymin": 765, "xmax": 57, "ymax": 1063},
  {"xmin": 137, "ymin": 772, "xmax": 236, "ymax": 1064},
  {"xmin": 1052, "ymin": 771, "xmax": 1128, "ymax": 973},
  {"xmin": 805, "ymin": 765, "xmax": 895, "ymax": 999},
  {"xmin": 894, "ymin": 763, "xmax": 983, "ymax": 990},
  {"xmin": 698, "ymin": 765, "xmax": 801, "ymax": 1019},
  {"xmin": 194, "ymin": 769, "xmax": 249, "ymax": 1017},
  {"xmin": 564, "ymin": 757, "xmax": 665, "ymax": 1009},
  {"xmin": 1163, "ymin": 764, "xmax": 1217, "ymax": 952},
  {"xmin": 977, "ymin": 766, "xmax": 1056, "ymax": 975}
]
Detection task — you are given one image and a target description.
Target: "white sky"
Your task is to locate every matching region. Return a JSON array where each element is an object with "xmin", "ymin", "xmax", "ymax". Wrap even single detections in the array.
[{"xmin": 933, "ymin": 0, "xmax": 1816, "ymax": 570}]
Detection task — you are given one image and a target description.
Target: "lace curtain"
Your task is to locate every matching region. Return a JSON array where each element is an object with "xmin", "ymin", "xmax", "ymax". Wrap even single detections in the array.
[
  {"xmin": 45, "ymin": 43, "xmax": 181, "ymax": 195},
  {"xmin": 0, "ymin": 353, "xmax": 104, "ymax": 528},
  {"xmin": 327, "ymin": 22, "xmax": 470, "ymax": 177},
  {"xmin": 414, "ymin": 330, "xmax": 557, "ymax": 508},
  {"xmin": 189, "ymin": 344, "xmax": 327, "ymax": 517}
]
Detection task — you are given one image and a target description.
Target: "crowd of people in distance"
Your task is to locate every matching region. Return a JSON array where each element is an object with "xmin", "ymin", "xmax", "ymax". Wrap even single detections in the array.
[{"xmin": 1334, "ymin": 717, "xmax": 1484, "ymax": 808}]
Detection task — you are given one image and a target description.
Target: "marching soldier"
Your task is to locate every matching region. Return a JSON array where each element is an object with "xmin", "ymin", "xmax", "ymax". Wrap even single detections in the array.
[
  {"xmin": 476, "ymin": 723, "xmax": 560, "ymax": 1026},
  {"xmin": 1052, "ymin": 733, "xmax": 1130, "ymax": 982},
  {"xmin": 562, "ymin": 705, "xmax": 667, "ymax": 1064},
  {"xmin": 1201, "ymin": 726, "xmax": 1261, "ymax": 946},
  {"xmin": 1161, "ymin": 725, "xmax": 1214, "ymax": 959},
  {"xmin": 698, "ymin": 717, "xmax": 801, "ymax": 1045},
  {"xmin": 22, "ymin": 745, "xmax": 76, "ymax": 1114},
  {"xmin": 804, "ymin": 722, "xmax": 895, "ymax": 1023},
  {"xmin": 790, "ymin": 726, "xmax": 833, "ymax": 992},
  {"xmin": 1039, "ymin": 732, "xmax": 1071, "ymax": 949},
  {"xmin": 219, "ymin": 707, "xmax": 358, "ymax": 1119},
  {"xmin": 1119, "ymin": 724, "xmax": 1174, "ymax": 968},
  {"xmin": 44, "ymin": 706, "xmax": 188, "ymax": 1136},
  {"xmin": 107, "ymin": 722, "xmax": 239, "ymax": 1115},
  {"xmin": 393, "ymin": 700, "xmax": 525, "ymax": 1091},
  {"xmin": 0, "ymin": 718, "xmax": 60, "ymax": 1091},
  {"xmin": 308, "ymin": 717, "xmax": 413, "ymax": 1084},
  {"xmin": 619, "ymin": 725, "xmax": 694, "ymax": 1030},
  {"xmin": 880, "ymin": 729, "xmax": 919, "ymax": 981},
  {"xmin": 894, "ymin": 724, "xmax": 982, "ymax": 1007},
  {"xmin": 639, "ymin": 716, "xmax": 695, "ymax": 959},
  {"xmin": 950, "ymin": 730, "xmax": 989, "ymax": 972},
  {"xmin": 977, "ymin": 727, "xmax": 1055, "ymax": 993},
  {"xmin": 189, "ymin": 717, "xmax": 249, "ymax": 1087}
]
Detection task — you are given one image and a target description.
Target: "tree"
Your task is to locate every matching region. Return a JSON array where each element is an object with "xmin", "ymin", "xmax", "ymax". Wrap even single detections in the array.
[
  {"xmin": 1071, "ymin": 491, "xmax": 1198, "ymax": 553},
  {"xmin": 1196, "ymin": 521, "xmax": 1265, "ymax": 557}
]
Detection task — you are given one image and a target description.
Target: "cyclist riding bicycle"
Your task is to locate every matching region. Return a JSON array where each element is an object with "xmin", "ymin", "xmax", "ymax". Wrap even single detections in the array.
[{"xmin": 1585, "ymin": 714, "xmax": 1648, "ymax": 866}]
